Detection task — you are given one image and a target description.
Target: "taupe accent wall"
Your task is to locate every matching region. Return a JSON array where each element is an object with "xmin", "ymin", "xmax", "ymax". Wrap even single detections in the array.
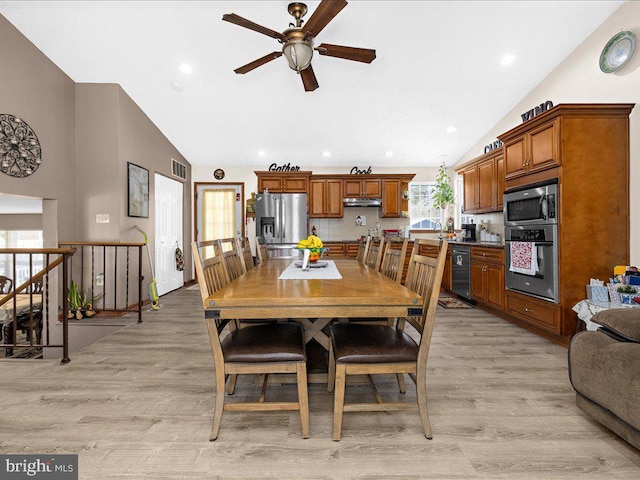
[{"xmin": 0, "ymin": 13, "xmax": 192, "ymax": 293}]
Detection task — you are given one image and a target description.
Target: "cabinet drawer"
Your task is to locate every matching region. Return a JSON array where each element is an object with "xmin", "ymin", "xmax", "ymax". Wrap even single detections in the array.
[
  {"xmin": 323, "ymin": 242, "xmax": 346, "ymax": 257},
  {"xmin": 505, "ymin": 291, "xmax": 559, "ymax": 333},
  {"xmin": 418, "ymin": 244, "xmax": 440, "ymax": 257},
  {"xmin": 471, "ymin": 247, "xmax": 503, "ymax": 264},
  {"xmin": 346, "ymin": 243, "xmax": 359, "ymax": 257}
]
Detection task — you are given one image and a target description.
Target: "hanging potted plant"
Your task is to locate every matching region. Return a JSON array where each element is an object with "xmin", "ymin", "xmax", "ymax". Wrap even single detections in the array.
[
  {"xmin": 67, "ymin": 280, "xmax": 102, "ymax": 319},
  {"xmin": 431, "ymin": 163, "xmax": 455, "ymax": 230}
]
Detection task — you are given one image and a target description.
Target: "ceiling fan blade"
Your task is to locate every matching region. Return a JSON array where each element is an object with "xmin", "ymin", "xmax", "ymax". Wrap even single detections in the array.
[
  {"xmin": 303, "ymin": 0, "xmax": 348, "ymax": 37},
  {"xmin": 316, "ymin": 43, "xmax": 376, "ymax": 63},
  {"xmin": 300, "ymin": 65, "xmax": 319, "ymax": 92},
  {"xmin": 234, "ymin": 52, "xmax": 283, "ymax": 74},
  {"xmin": 222, "ymin": 13, "xmax": 285, "ymax": 41}
]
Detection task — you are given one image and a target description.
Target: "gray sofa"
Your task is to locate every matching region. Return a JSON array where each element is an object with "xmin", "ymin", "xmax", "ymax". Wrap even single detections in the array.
[{"xmin": 569, "ymin": 308, "xmax": 640, "ymax": 450}]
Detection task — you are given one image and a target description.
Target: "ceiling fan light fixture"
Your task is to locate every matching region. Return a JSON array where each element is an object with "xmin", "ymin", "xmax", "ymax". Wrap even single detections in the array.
[{"xmin": 283, "ymin": 28, "xmax": 313, "ymax": 72}]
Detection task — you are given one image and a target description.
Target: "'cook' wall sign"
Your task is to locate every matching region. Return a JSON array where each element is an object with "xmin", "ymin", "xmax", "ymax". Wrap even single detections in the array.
[{"xmin": 350, "ymin": 166, "xmax": 372, "ymax": 174}]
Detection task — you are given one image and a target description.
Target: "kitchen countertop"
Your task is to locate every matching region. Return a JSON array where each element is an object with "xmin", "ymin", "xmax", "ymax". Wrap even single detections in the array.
[{"xmin": 323, "ymin": 239, "xmax": 504, "ymax": 248}]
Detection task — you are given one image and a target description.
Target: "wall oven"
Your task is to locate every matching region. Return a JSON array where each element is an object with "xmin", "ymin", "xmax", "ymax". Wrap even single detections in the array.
[
  {"xmin": 504, "ymin": 178, "xmax": 559, "ymax": 303},
  {"xmin": 504, "ymin": 179, "xmax": 558, "ymax": 227},
  {"xmin": 504, "ymin": 224, "xmax": 558, "ymax": 303}
]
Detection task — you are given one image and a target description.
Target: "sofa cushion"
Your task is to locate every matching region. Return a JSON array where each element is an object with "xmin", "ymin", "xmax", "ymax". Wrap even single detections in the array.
[
  {"xmin": 590, "ymin": 308, "xmax": 640, "ymax": 342},
  {"xmin": 569, "ymin": 331, "xmax": 640, "ymax": 432}
]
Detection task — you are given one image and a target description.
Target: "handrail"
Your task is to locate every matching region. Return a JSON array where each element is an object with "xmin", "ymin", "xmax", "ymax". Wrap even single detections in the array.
[
  {"xmin": 58, "ymin": 241, "xmax": 144, "ymax": 323},
  {"xmin": 0, "ymin": 249, "xmax": 75, "ymax": 307},
  {"xmin": 0, "ymin": 247, "xmax": 75, "ymax": 363}
]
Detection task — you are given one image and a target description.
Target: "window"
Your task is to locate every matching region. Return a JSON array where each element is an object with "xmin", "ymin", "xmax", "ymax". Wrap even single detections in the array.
[
  {"xmin": 0, "ymin": 230, "xmax": 44, "ymax": 286},
  {"xmin": 409, "ymin": 182, "xmax": 440, "ymax": 230}
]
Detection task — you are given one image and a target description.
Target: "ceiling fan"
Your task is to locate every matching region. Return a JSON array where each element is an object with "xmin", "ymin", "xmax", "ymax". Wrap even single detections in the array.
[{"xmin": 222, "ymin": 0, "xmax": 376, "ymax": 92}]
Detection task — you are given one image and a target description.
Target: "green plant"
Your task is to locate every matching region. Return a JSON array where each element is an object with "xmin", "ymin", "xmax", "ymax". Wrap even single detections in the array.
[
  {"xmin": 617, "ymin": 284, "xmax": 638, "ymax": 294},
  {"xmin": 431, "ymin": 163, "xmax": 455, "ymax": 210},
  {"xmin": 67, "ymin": 280, "xmax": 102, "ymax": 318}
]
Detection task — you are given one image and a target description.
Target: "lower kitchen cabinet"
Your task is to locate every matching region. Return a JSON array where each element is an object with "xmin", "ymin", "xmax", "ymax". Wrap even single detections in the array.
[
  {"xmin": 505, "ymin": 290, "xmax": 560, "ymax": 334},
  {"xmin": 470, "ymin": 246, "xmax": 504, "ymax": 310},
  {"xmin": 442, "ymin": 245, "xmax": 452, "ymax": 291},
  {"xmin": 322, "ymin": 242, "xmax": 346, "ymax": 258}
]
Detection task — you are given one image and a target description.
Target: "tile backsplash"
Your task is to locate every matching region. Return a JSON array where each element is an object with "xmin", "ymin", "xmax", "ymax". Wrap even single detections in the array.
[{"xmin": 311, "ymin": 207, "xmax": 410, "ymax": 241}]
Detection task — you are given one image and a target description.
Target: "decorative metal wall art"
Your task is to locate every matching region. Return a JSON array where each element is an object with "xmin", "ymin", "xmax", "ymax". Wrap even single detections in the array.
[{"xmin": 0, "ymin": 114, "xmax": 42, "ymax": 178}]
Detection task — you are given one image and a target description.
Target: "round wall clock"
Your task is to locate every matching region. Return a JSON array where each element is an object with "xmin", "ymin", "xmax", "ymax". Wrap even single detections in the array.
[
  {"xmin": 0, "ymin": 114, "xmax": 42, "ymax": 178},
  {"xmin": 214, "ymin": 168, "xmax": 225, "ymax": 180},
  {"xmin": 599, "ymin": 31, "xmax": 636, "ymax": 73}
]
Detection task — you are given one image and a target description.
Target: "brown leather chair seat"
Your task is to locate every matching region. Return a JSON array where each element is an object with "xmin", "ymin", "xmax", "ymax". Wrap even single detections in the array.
[
  {"xmin": 222, "ymin": 323, "xmax": 306, "ymax": 363},
  {"xmin": 330, "ymin": 324, "xmax": 418, "ymax": 364}
]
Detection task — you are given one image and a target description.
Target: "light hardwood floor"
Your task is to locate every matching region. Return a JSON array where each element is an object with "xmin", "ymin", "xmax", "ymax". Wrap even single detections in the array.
[{"xmin": 1, "ymin": 288, "xmax": 639, "ymax": 479}]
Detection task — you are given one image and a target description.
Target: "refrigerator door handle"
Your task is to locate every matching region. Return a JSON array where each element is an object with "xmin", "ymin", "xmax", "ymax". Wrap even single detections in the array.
[{"xmin": 282, "ymin": 201, "xmax": 286, "ymax": 240}]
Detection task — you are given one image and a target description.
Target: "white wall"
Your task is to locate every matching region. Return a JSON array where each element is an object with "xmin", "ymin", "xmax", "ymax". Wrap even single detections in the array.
[{"xmin": 455, "ymin": 1, "xmax": 640, "ymax": 264}]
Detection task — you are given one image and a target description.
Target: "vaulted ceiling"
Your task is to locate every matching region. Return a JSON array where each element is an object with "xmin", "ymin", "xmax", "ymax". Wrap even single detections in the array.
[{"xmin": 0, "ymin": 1, "xmax": 624, "ymax": 168}]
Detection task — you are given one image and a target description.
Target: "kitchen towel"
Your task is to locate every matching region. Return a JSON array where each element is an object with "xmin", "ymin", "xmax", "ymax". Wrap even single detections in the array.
[
  {"xmin": 278, "ymin": 260, "xmax": 343, "ymax": 280},
  {"xmin": 510, "ymin": 241, "xmax": 537, "ymax": 276}
]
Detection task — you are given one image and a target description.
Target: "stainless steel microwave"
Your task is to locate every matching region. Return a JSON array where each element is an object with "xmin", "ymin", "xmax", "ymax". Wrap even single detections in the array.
[{"xmin": 503, "ymin": 179, "xmax": 558, "ymax": 226}]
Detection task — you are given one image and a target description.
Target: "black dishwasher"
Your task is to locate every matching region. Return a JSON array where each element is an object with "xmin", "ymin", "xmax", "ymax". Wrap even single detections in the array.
[{"xmin": 451, "ymin": 245, "xmax": 471, "ymax": 300}]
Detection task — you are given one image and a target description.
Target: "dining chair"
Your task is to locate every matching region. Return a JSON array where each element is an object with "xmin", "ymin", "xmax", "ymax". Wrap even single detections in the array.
[
  {"xmin": 364, "ymin": 236, "xmax": 385, "ymax": 271},
  {"xmin": 236, "ymin": 236, "xmax": 255, "ymax": 272},
  {"xmin": 355, "ymin": 236, "xmax": 370, "ymax": 264},
  {"xmin": 379, "ymin": 237, "xmax": 409, "ymax": 284},
  {"xmin": 0, "ymin": 275, "xmax": 12, "ymax": 294},
  {"xmin": 215, "ymin": 237, "xmax": 246, "ymax": 281},
  {"xmin": 192, "ymin": 240, "xmax": 310, "ymax": 441},
  {"xmin": 255, "ymin": 238, "xmax": 270, "ymax": 265},
  {"xmin": 327, "ymin": 239, "xmax": 448, "ymax": 441}
]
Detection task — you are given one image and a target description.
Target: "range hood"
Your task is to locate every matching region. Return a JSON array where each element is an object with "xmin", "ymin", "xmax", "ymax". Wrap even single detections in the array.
[{"xmin": 343, "ymin": 198, "xmax": 382, "ymax": 207}]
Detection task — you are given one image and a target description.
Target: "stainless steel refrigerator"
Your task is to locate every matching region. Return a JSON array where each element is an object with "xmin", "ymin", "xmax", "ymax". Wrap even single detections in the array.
[{"xmin": 255, "ymin": 193, "xmax": 308, "ymax": 257}]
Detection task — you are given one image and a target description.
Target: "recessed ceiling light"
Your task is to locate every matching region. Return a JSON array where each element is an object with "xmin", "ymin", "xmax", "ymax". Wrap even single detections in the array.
[
  {"xmin": 258, "ymin": 151, "xmax": 266, "ymax": 157},
  {"xmin": 322, "ymin": 151, "xmax": 331, "ymax": 157},
  {"xmin": 500, "ymin": 54, "xmax": 516, "ymax": 66},
  {"xmin": 385, "ymin": 150, "xmax": 394, "ymax": 157},
  {"xmin": 446, "ymin": 126, "xmax": 457, "ymax": 133},
  {"xmin": 179, "ymin": 63, "xmax": 193, "ymax": 74},
  {"xmin": 170, "ymin": 81, "xmax": 183, "ymax": 92}
]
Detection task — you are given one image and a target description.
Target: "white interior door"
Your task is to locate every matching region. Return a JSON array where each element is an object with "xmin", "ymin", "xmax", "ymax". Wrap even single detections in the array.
[{"xmin": 155, "ymin": 174, "xmax": 183, "ymax": 296}]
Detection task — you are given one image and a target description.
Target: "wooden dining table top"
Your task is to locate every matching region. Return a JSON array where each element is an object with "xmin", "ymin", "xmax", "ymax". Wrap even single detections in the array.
[{"xmin": 203, "ymin": 258, "xmax": 422, "ymax": 320}]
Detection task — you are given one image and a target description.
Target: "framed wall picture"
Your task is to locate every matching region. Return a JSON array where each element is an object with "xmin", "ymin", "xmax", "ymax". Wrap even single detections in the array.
[{"xmin": 127, "ymin": 162, "xmax": 149, "ymax": 218}]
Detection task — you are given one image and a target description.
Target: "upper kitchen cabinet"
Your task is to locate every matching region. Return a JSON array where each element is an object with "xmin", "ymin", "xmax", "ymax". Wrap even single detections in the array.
[
  {"xmin": 503, "ymin": 118, "xmax": 559, "ymax": 180},
  {"xmin": 255, "ymin": 171, "xmax": 311, "ymax": 193},
  {"xmin": 457, "ymin": 149, "xmax": 503, "ymax": 214},
  {"xmin": 309, "ymin": 178, "xmax": 343, "ymax": 218},
  {"xmin": 381, "ymin": 177, "xmax": 413, "ymax": 218},
  {"xmin": 343, "ymin": 178, "xmax": 381, "ymax": 198}
]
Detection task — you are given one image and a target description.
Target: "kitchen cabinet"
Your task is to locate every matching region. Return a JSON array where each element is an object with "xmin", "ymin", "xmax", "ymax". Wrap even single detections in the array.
[
  {"xmin": 255, "ymin": 171, "xmax": 311, "ymax": 193},
  {"xmin": 470, "ymin": 246, "xmax": 504, "ymax": 310},
  {"xmin": 322, "ymin": 242, "xmax": 346, "ymax": 258},
  {"xmin": 505, "ymin": 290, "xmax": 559, "ymax": 334},
  {"xmin": 503, "ymin": 118, "xmax": 559, "ymax": 180},
  {"xmin": 458, "ymin": 149, "xmax": 502, "ymax": 214},
  {"xmin": 381, "ymin": 179, "xmax": 401, "ymax": 217},
  {"xmin": 343, "ymin": 178, "xmax": 381, "ymax": 198},
  {"xmin": 498, "ymin": 103, "xmax": 634, "ymax": 345},
  {"xmin": 442, "ymin": 245, "xmax": 452, "ymax": 291},
  {"xmin": 309, "ymin": 178, "xmax": 343, "ymax": 218},
  {"xmin": 346, "ymin": 243, "xmax": 360, "ymax": 258}
]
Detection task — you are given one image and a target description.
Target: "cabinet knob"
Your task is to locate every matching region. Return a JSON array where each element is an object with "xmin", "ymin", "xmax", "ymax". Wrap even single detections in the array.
[{"xmin": 525, "ymin": 307, "xmax": 532, "ymax": 313}]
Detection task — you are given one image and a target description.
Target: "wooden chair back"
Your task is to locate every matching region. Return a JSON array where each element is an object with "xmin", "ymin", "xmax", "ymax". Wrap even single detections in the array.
[
  {"xmin": 355, "ymin": 236, "xmax": 370, "ymax": 264},
  {"xmin": 236, "ymin": 237, "xmax": 254, "ymax": 272},
  {"xmin": 404, "ymin": 239, "xmax": 448, "ymax": 343},
  {"xmin": 191, "ymin": 239, "xmax": 310, "ymax": 441},
  {"xmin": 215, "ymin": 237, "xmax": 245, "ymax": 281},
  {"xmin": 255, "ymin": 238, "xmax": 269, "ymax": 265},
  {"xmin": 364, "ymin": 236, "xmax": 385, "ymax": 271},
  {"xmin": 0, "ymin": 275, "xmax": 12, "ymax": 294},
  {"xmin": 379, "ymin": 237, "xmax": 409, "ymax": 284}
]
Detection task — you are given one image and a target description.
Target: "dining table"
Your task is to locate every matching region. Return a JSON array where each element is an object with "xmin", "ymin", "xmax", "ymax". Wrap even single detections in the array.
[
  {"xmin": 203, "ymin": 258, "xmax": 422, "ymax": 352},
  {"xmin": 1, "ymin": 293, "xmax": 43, "ymax": 351}
]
